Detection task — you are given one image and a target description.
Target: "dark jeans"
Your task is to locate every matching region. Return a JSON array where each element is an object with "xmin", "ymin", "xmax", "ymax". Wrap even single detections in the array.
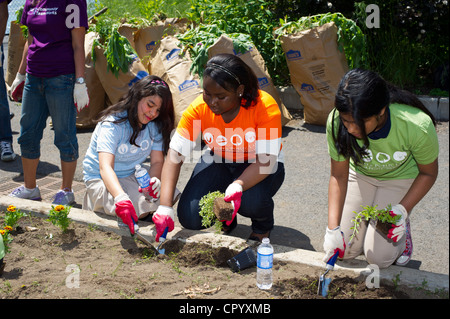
[{"xmin": 177, "ymin": 151, "xmax": 285, "ymax": 233}]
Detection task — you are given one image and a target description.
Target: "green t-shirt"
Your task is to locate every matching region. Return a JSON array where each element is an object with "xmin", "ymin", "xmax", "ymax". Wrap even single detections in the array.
[{"xmin": 326, "ymin": 103, "xmax": 439, "ymax": 180}]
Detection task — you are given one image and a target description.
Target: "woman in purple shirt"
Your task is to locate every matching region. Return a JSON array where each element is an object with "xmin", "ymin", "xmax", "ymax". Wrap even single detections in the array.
[{"xmin": 9, "ymin": 0, "xmax": 89, "ymax": 205}]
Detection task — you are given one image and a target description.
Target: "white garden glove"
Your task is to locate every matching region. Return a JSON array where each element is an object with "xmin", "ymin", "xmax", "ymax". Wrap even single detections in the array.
[
  {"xmin": 323, "ymin": 226, "xmax": 346, "ymax": 263},
  {"xmin": 138, "ymin": 177, "xmax": 161, "ymax": 200},
  {"xmin": 74, "ymin": 82, "xmax": 90, "ymax": 112},
  {"xmin": 387, "ymin": 204, "xmax": 408, "ymax": 243},
  {"xmin": 9, "ymin": 72, "xmax": 26, "ymax": 102}
]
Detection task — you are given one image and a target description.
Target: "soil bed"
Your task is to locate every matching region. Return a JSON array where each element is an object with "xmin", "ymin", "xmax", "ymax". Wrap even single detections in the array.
[{"xmin": 0, "ymin": 214, "xmax": 445, "ymax": 299}]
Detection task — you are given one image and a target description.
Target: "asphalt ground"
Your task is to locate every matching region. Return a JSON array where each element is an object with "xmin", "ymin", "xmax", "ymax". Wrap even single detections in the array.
[{"xmin": 1, "ymin": 38, "xmax": 449, "ymax": 277}]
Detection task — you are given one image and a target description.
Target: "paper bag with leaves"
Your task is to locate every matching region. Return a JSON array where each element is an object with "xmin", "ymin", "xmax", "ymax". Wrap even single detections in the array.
[
  {"xmin": 280, "ymin": 22, "xmax": 348, "ymax": 126},
  {"xmin": 150, "ymin": 36, "xmax": 202, "ymax": 125},
  {"xmin": 76, "ymin": 32, "xmax": 107, "ymax": 129}
]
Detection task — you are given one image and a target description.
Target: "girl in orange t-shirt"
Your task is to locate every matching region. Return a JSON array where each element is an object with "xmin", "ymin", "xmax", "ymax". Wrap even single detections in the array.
[{"xmin": 152, "ymin": 54, "xmax": 285, "ymax": 242}]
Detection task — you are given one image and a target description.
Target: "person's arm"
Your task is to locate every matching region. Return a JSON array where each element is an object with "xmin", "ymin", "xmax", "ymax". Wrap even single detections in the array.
[
  {"xmin": 327, "ymin": 158, "xmax": 350, "ymax": 229},
  {"xmin": 399, "ymin": 159, "xmax": 438, "ymax": 213},
  {"xmin": 71, "ymin": 27, "xmax": 86, "ymax": 79},
  {"xmin": 149, "ymin": 150, "xmax": 164, "ymax": 180},
  {"xmin": 233, "ymin": 154, "xmax": 277, "ymax": 191},
  {"xmin": 98, "ymin": 152, "xmax": 124, "ymax": 199},
  {"xmin": 159, "ymin": 148, "xmax": 184, "ymax": 207}
]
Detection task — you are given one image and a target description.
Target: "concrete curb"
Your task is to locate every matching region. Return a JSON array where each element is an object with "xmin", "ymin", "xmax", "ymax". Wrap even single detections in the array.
[{"xmin": 1, "ymin": 196, "xmax": 448, "ymax": 294}]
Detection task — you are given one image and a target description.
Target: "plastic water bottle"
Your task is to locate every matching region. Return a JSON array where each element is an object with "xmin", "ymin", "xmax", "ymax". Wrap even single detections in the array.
[
  {"xmin": 256, "ymin": 237, "xmax": 273, "ymax": 289},
  {"xmin": 135, "ymin": 164, "xmax": 157, "ymax": 202},
  {"xmin": 135, "ymin": 164, "xmax": 150, "ymax": 188}
]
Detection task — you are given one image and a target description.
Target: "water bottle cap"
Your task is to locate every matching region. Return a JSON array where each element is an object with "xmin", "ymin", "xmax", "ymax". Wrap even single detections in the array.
[
  {"xmin": 135, "ymin": 164, "xmax": 141, "ymax": 170},
  {"xmin": 262, "ymin": 238, "xmax": 270, "ymax": 244}
]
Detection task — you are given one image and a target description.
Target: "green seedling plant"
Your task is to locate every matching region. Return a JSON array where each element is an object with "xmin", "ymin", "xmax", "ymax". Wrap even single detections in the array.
[
  {"xmin": 47, "ymin": 205, "xmax": 72, "ymax": 233},
  {"xmin": 349, "ymin": 204, "xmax": 401, "ymax": 242},
  {"xmin": 3, "ymin": 205, "xmax": 27, "ymax": 230},
  {"xmin": 199, "ymin": 191, "xmax": 225, "ymax": 233}
]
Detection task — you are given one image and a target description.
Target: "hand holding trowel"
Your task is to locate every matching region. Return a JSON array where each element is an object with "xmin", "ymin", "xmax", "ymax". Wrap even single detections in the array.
[{"xmin": 319, "ymin": 226, "xmax": 346, "ymax": 297}]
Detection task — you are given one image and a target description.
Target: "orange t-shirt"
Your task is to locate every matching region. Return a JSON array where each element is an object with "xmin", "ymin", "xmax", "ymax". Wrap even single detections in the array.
[{"xmin": 170, "ymin": 90, "xmax": 283, "ymax": 162}]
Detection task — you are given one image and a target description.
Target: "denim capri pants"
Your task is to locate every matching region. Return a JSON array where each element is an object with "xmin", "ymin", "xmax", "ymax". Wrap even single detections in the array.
[{"xmin": 18, "ymin": 73, "xmax": 79, "ymax": 162}]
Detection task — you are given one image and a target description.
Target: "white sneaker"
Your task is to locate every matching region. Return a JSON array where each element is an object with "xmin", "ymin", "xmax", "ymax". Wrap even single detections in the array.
[
  {"xmin": 52, "ymin": 189, "xmax": 75, "ymax": 206},
  {"xmin": 0, "ymin": 141, "xmax": 16, "ymax": 162},
  {"xmin": 9, "ymin": 185, "xmax": 42, "ymax": 201}
]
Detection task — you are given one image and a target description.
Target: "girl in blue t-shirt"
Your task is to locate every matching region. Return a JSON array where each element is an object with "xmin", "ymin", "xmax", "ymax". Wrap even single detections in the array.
[
  {"xmin": 323, "ymin": 68, "xmax": 439, "ymax": 269},
  {"xmin": 82, "ymin": 75, "xmax": 175, "ymax": 235}
]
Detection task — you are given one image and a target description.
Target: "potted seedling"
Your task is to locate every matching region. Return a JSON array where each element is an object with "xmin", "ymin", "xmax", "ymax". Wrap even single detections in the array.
[
  {"xmin": 349, "ymin": 204, "xmax": 401, "ymax": 242},
  {"xmin": 199, "ymin": 191, "xmax": 234, "ymax": 233}
]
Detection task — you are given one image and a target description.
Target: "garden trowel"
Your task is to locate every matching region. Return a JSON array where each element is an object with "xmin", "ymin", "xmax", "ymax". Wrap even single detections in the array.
[
  {"xmin": 156, "ymin": 227, "xmax": 169, "ymax": 254},
  {"xmin": 317, "ymin": 250, "xmax": 339, "ymax": 297}
]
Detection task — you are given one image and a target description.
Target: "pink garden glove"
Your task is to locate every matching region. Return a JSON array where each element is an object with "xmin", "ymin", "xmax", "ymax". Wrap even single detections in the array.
[
  {"xmin": 387, "ymin": 204, "xmax": 408, "ymax": 243},
  {"xmin": 223, "ymin": 182, "xmax": 243, "ymax": 226},
  {"xmin": 114, "ymin": 193, "xmax": 139, "ymax": 235},
  {"xmin": 152, "ymin": 205, "xmax": 175, "ymax": 242}
]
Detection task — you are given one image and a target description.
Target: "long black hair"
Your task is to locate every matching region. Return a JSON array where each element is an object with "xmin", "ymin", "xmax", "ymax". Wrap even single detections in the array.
[
  {"xmin": 203, "ymin": 53, "xmax": 259, "ymax": 108},
  {"xmin": 97, "ymin": 75, "xmax": 175, "ymax": 155},
  {"xmin": 332, "ymin": 68, "xmax": 436, "ymax": 165}
]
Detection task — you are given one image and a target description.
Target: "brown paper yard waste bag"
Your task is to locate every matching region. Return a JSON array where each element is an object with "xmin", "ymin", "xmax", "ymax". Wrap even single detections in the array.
[
  {"xmin": 150, "ymin": 36, "xmax": 202, "ymax": 125},
  {"xmin": 76, "ymin": 32, "xmax": 106, "ymax": 129},
  {"xmin": 280, "ymin": 22, "xmax": 348, "ymax": 126},
  {"xmin": 134, "ymin": 18, "xmax": 188, "ymax": 73},
  {"xmin": 94, "ymin": 45, "xmax": 148, "ymax": 105},
  {"xmin": 5, "ymin": 21, "xmax": 26, "ymax": 88},
  {"xmin": 208, "ymin": 35, "xmax": 292, "ymax": 126}
]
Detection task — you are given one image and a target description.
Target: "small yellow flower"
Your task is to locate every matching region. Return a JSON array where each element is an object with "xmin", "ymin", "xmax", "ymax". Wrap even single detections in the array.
[
  {"xmin": 7, "ymin": 205, "xmax": 17, "ymax": 213},
  {"xmin": 4, "ymin": 226, "xmax": 13, "ymax": 231},
  {"xmin": 0, "ymin": 229, "xmax": 5, "ymax": 235},
  {"xmin": 54, "ymin": 205, "xmax": 65, "ymax": 212}
]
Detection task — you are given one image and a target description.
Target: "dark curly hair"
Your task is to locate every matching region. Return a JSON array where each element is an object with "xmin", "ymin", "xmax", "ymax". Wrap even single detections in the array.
[{"xmin": 97, "ymin": 75, "xmax": 175, "ymax": 155}]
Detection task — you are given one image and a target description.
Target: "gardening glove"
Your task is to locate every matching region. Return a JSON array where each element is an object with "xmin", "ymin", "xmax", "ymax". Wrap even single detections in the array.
[
  {"xmin": 74, "ymin": 82, "xmax": 90, "ymax": 112},
  {"xmin": 138, "ymin": 177, "xmax": 161, "ymax": 200},
  {"xmin": 387, "ymin": 204, "xmax": 408, "ymax": 243},
  {"xmin": 114, "ymin": 193, "xmax": 139, "ymax": 235},
  {"xmin": 223, "ymin": 182, "xmax": 243, "ymax": 226},
  {"xmin": 323, "ymin": 226, "xmax": 346, "ymax": 263},
  {"xmin": 152, "ymin": 205, "xmax": 175, "ymax": 242},
  {"xmin": 9, "ymin": 72, "xmax": 26, "ymax": 102}
]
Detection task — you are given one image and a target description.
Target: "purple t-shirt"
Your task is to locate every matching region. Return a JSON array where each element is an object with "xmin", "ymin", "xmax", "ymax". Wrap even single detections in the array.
[{"xmin": 21, "ymin": 0, "xmax": 88, "ymax": 77}]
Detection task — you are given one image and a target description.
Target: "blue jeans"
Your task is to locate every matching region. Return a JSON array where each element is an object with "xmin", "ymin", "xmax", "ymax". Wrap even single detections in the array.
[
  {"xmin": 0, "ymin": 44, "xmax": 13, "ymax": 143},
  {"xmin": 177, "ymin": 151, "xmax": 285, "ymax": 233},
  {"xmin": 18, "ymin": 73, "xmax": 78, "ymax": 162}
]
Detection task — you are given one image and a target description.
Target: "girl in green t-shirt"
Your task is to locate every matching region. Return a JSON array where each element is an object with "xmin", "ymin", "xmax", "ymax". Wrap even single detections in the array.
[{"xmin": 323, "ymin": 68, "xmax": 439, "ymax": 268}]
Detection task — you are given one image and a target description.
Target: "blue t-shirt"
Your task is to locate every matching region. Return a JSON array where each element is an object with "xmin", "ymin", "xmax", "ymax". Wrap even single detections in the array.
[{"xmin": 83, "ymin": 112, "xmax": 164, "ymax": 182}]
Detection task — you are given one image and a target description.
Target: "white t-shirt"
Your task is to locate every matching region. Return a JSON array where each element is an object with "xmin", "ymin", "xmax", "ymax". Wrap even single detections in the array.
[{"xmin": 83, "ymin": 112, "xmax": 163, "ymax": 182}]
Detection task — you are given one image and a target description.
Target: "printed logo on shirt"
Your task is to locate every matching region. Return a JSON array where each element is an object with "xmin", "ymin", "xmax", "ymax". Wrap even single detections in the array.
[
  {"xmin": 117, "ymin": 140, "xmax": 150, "ymax": 155},
  {"xmin": 361, "ymin": 149, "xmax": 410, "ymax": 171},
  {"xmin": 29, "ymin": 7, "xmax": 59, "ymax": 16}
]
